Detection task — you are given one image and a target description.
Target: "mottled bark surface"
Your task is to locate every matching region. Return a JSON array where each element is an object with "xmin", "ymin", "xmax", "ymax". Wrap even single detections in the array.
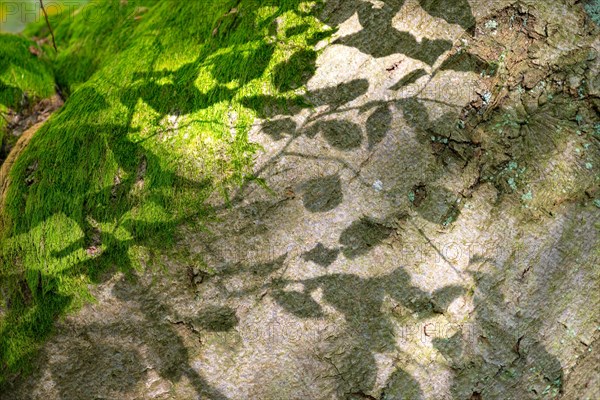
[{"xmin": 4, "ymin": 1, "xmax": 599, "ymax": 399}]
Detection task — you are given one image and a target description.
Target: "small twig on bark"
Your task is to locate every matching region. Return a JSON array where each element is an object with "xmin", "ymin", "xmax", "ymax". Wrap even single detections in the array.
[{"xmin": 39, "ymin": 0, "xmax": 58, "ymax": 52}]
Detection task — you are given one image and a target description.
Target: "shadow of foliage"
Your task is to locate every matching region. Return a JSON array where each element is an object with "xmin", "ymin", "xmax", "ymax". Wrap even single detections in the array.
[
  {"xmin": 439, "ymin": 51, "xmax": 491, "ymax": 74},
  {"xmin": 418, "ymin": 0, "xmax": 476, "ymax": 32},
  {"xmin": 389, "ymin": 68, "xmax": 428, "ymax": 90},
  {"xmin": 305, "ymin": 119, "xmax": 364, "ymax": 150},
  {"xmin": 19, "ymin": 276, "xmax": 239, "ymax": 400},
  {"xmin": 302, "ymin": 243, "xmax": 340, "ymax": 267},
  {"xmin": 308, "ymin": 79, "xmax": 370, "ymax": 108},
  {"xmin": 266, "ymin": 267, "xmax": 464, "ymax": 395},
  {"xmin": 272, "ymin": 49, "xmax": 318, "ymax": 92},
  {"xmin": 339, "ymin": 217, "xmax": 395, "ymax": 259},
  {"xmin": 301, "ymin": 174, "xmax": 343, "ymax": 212},
  {"xmin": 434, "ymin": 266, "xmax": 565, "ymax": 399},
  {"xmin": 1, "ymin": 0, "xmax": 324, "ymax": 393},
  {"xmin": 366, "ymin": 104, "xmax": 393, "ymax": 149},
  {"xmin": 2, "ymin": 0, "xmax": 578, "ymax": 398}
]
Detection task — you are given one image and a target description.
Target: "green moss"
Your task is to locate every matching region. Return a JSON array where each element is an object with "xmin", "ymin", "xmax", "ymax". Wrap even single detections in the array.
[
  {"xmin": 0, "ymin": 0, "xmax": 327, "ymax": 384},
  {"xmin": 0, "ymin": 34, "xmax": 55, "ymax": 110}
]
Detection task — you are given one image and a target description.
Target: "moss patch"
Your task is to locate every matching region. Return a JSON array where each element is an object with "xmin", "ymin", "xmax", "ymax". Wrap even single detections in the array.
[
  {"xmin": 0, "ymin": 34, "xmax": 55, "ymax": 110},
  {"xmin": 0, "ymin": 34, "xmax": 55, "ymax": 104},
  {"xmin": 0, "ymin": 0, "xmax": 327, "ymax": 384}
]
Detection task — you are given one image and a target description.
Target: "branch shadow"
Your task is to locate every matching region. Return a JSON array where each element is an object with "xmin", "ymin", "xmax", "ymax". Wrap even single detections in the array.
[
  {"xmin": 0, "ymin": 0, "xmax": 314, "ymax": 395},
  {"xmin": 2, "ymin": 0, "xmax": 586, "ymax": 398}
]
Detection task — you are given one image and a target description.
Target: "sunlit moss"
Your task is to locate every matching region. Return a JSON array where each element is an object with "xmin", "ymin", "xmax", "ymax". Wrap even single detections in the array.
[{"xmin": 0, "ymin": 0, "xmax": 327, "ymax": 383}]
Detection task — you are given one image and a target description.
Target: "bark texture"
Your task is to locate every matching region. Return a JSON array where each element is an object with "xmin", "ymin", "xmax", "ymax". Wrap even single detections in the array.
[{"xmin": 3, "ymin": 1, "xmax": 599, "ymax": 399}]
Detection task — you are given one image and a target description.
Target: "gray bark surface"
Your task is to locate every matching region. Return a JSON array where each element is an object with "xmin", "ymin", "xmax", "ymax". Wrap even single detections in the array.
[{"xmin": 4, "ymin": 1, "xmax": 599, "ymax": 399}]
